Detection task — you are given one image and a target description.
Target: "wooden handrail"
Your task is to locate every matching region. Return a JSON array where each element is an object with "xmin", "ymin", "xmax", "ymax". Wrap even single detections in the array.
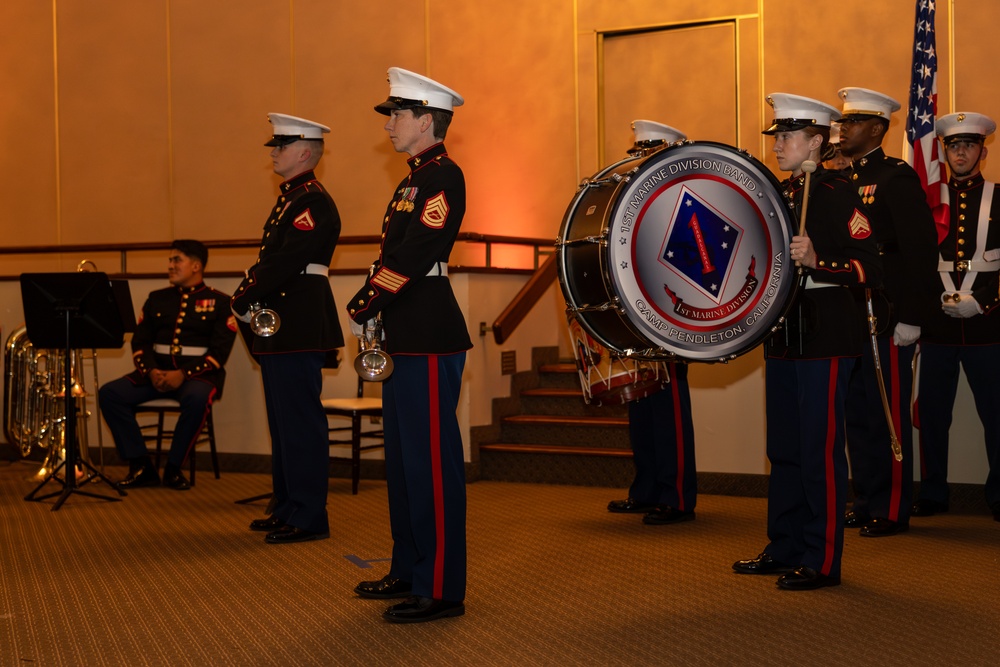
[
  {"xmin": 491, "ymin": 253, "xmax": 558, "ymax": 344},
  {"xmin": 1, "ymin": 234, "xmax": 560, "ymax": 341}
]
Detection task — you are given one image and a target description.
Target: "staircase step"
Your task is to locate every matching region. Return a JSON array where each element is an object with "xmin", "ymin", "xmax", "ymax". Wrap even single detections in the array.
[
  {"xmin": 520, "ymin": 387, "xmax": 582, "ymax": 398},
  {"xmin": 535, "ymin": 362, "xmax": 583, "ymax": 390},
  {"xmin": 538, "ymin": 362, "xmax": 577, "ymax": 374},
  {"xmin": 499, "ymin": 415, "xmax": 629, "ymax": 449},
  {"xmin": 479, "ymin": 443, "xmax": 632, "ymax": 457},
  {"xmin": 503, "ymin": 414, "xmax": 628, "ymax": 427}
]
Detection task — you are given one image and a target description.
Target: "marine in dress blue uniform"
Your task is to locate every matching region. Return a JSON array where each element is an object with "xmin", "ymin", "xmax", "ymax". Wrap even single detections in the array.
[
  {"xmin": 231, "ymin": 113, "xmax": 344, "ymax": 544},
  {"xmin": 914, "ymin": 112, "xmax": 1000, "ymax": 521},
  {"xmin": 606, "ymin": 121, "xmax": 697, "ymax": 525},
  {"xmin": 349, "ymin": 68, "xmax": 471, "ymax": 624},
  {"xmin": 100, "ymin": 240, "xmax": 236, "ymax": 491},
  {"xmin": 836, "ymin": 88, "xmax": 940, "ymax": 537},
  {"xmin": 733, "ymin": 94, "xmax": 882, "ymax": 590}
]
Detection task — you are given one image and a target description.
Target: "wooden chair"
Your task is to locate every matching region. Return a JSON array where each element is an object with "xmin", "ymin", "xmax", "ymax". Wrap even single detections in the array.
[
  {"xmin": 135, "ymin": 398, "xmax": 220, "ymax": 485},
  {"xmin": 323, "ymin": 377, "xmax": 384, "ymax": 494}
]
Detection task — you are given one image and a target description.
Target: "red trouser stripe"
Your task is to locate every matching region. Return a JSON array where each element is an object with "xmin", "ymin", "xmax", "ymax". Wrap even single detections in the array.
[
  {"xmin": 427, "ymin": 356, "xmax": 446, "ymax": 599},
  {"xmin": 669, "ymin": 365, "xmax": 687, "ymax": 511},
  {"xmin": 889, "ymin": 342, "xmax": 903, "ymax": 521},
  {"xmin": 821, "ymin": 358, "xmax": 839, "ymax": 575}
]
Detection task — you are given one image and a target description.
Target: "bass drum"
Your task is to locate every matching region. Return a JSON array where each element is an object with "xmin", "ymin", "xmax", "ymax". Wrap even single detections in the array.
[{"xmin": 557, "ymin": 141, "xmax": 797, "ymax": 362}]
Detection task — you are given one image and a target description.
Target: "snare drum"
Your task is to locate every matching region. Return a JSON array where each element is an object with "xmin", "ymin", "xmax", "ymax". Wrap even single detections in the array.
[
  {"xmin": 557, "ymin": 141, "xmax": 797, "ymax": 362},
  {"xmin": 568, "ymin": 315, "xmax": 666, "ymax": 406}
]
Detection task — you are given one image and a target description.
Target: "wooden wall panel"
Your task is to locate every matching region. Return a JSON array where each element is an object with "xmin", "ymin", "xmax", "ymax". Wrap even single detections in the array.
[
  {"xmin": 952, "ymin": 0, "xmax": 1000, "ymax": 181},
  {"xmin": 429, "ymin": 0, "xmax": 579, "ymax": 250},
  {"xmin": 292, "ymin": 0, "xmax": 425, "ymax": 239},
  {"xmin": 759, "ymin": 0, "xmax": 943, "ymax": 172},
  {"xmin": 601, "ymin": 22, "xmax": 738, "ymax": 160},
  {"xmin": 578, "ymin": 0, "xmax": 758, "ymax": 31},
  {"xmin": 0, "ymin": 3, "xmax": 58, "ymax": 245},
  {"xmin": 55, "ymin": 0, "xmax": 171, "ymax": 244},
  {"xmin": 168, "ymin": 0, "xmax": 292, "ymax": 242}
]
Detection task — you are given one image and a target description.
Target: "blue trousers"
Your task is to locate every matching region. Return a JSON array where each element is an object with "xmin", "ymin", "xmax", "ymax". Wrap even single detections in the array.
[
  {"xmin": 259, "ymin": 352, "xmax": 329, "ymax": 533},
  {"xmin": 99, "ymin": 377, "xmax": 214, "ymax": 469},
  {"xmin": 627, "ymin": 363, "xmax": 697, "ymax": 511},
  {"xmin": 845, "ymin": 337, "xmax": 914, "ymax": 523},
  {"xmin": 917, "ymin": 342, "xmax": 1000, "ymax": 508},
  {"xmin": 764, "ymin": 357, "xmax": 852, "ymax": 578},
  {"xmin": 383, "ymin": 353, "xmax": 467, "ymax": 602}
]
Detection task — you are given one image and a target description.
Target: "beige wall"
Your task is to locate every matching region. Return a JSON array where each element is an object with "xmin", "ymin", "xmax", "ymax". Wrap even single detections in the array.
[{"xmin": 2, "ymin": 1, "xmax": 998, "ymax": 483}]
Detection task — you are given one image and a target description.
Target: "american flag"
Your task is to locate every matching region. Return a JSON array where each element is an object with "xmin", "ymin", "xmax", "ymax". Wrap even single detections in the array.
[{"xmin": 903, "ymin": 0, "xmax": 949, "ymax": 242}]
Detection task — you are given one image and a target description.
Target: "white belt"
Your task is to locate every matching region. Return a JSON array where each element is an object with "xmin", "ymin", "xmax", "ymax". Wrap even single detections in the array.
[
  {"xmin": 940, "ymin": 182, "xmax": 995, "ymax": 292},
  {"xmin": 804, "ymin": 276, "xmax": 838, "ymax": 290},
  {"xmin": 302, "ymin": 263, "xmax": 328, "ymax": 275},
  {"xmin": 426, "ymin": 261, "xmax": 448, "ymax": 277},
  {"xmin": 154, "ymin": 344, "xmax": 208, "ymax": 356},
  {"xmin": 937, "ymin": 259, "xmax": 1000, "ymax": 273}
]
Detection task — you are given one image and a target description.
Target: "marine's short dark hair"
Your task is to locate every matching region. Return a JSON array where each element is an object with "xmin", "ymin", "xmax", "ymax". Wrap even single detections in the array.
[
  {"xmin": 171, "ymin": 239, "xmax": 209, "ymax": 267},
  {"xmin": 410, "ymin": 106, "xmax": 453, "ymax": 140}
]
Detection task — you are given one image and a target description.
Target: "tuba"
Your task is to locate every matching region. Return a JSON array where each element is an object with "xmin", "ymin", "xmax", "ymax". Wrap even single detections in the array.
[
  {"xmin": 354, "ymin": 316, "xmax": 393, "ymax": 382},
  {"xmin": 3, "ymin": 326, "xmax": 93, "ymax": 478}
]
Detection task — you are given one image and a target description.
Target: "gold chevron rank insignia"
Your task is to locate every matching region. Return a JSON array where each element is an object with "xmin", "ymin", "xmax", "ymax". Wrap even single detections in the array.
[
  {"xmin": 293, "ymin": 209, "xmax": 316, "ymax": 230},
  {"xmin": 371, "ymin": 266, "xmax": 408, "ymax": 293},
  {"xmin": 848, "ymin": 209, "xmax": 872, "ymax": 239},
  {"xmin": 421, "ymin": 193, "xmax": 449, "ymax": 228}
]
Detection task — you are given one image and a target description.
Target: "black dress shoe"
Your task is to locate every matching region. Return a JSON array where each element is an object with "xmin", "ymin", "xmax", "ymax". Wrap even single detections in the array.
[
  {"xmin": 859, "ymin": 517, "xmax": 909, "ymax": 537},
  {"xmin": 911, "ymin": 499, "xmax": 948, "ymax": 517},
  {"xmin": 264, "ymin": 526, "xmax": 330, "ymax": 544},
  {"xmin": 249, "ymin": 515, "xmax": 286, "ymax": 532},
  {"xmin": 118, "ymin": 466, "xmax": 160, "ymax": 489},
  {"xmin": 732, "ymin": 553, "xmax": 794, "ymax": 575},
  {"xmin": 355, "ymin": 575, "xmax": 412, "ymax": 599},
  {"xmin": 991, "ymin": 504, "xmax": 1000, "ymax": 522},
  {"xmin": 162, "ymin": 470, "xmax": 190, "ymax": 491},
  {"xmin": 776, "ymin": 566, "xmax": 840, "ymax": 590},
  {"xmin": 844, "ymin": 510, "xmax": 868, "ymax": 528},
  {"xmin": 642, "ymin": 506, "xmax": 695, "ymax": 525},
  {"xmin": 383, "ymin": 596, "xmax": 465, "ymax": 623},
  {"xmin": 608, "ymin": 498, "xmax": 656, "ymax": 513}
]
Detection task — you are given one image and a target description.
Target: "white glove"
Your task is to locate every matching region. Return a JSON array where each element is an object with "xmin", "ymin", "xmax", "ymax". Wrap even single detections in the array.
[
  {"xmin": 892, "ymin": 322, "xmax": 921, "ymax": 347},
  {"xmin": 349, "ymin": 318, "xmax": 364, "ymax": 338},
  {"xmin": 942, "ymin": 296, "xmax": 982, "ymax": 318},
  {"xmin": 232, "ymin": 306, "xmax": 252, "ymax": 323}
]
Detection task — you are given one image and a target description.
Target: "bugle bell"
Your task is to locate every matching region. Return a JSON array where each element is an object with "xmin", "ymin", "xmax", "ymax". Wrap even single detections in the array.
[
  {"xmin": 354, "ymin": 317, "xmax": 393, "ymax": 381},
  {"xmin": 249, "ymin": 303, "xmax": 280, "ymax": 337}
]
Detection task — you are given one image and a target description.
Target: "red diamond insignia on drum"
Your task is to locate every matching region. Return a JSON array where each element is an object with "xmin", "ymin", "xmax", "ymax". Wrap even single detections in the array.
[
  {"xmin": 662, "ymin": 186, "xmax": 743, "ymax": 303},
  {"xmin": 848, "ymin": 209, "xmax": 871, "ymax": 239}
]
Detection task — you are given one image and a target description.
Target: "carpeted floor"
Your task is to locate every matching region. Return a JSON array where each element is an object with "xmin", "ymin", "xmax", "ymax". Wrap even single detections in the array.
[{"xmin": 0, "ymin": 459, "xmax": 997, "ymax": 667}]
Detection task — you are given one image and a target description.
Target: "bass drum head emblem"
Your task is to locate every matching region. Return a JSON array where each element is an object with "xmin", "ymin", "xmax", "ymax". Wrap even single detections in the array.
[
  {"xmin": 558, "ymin": 141, "xmax": 796, "ymax": 362},
  {"xmin": 609, "ymin": 142, "xmax": 794, "ymax": 360}
]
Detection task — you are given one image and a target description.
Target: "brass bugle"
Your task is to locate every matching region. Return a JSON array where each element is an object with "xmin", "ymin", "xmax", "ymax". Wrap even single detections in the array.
[
  {"xmin": 354, "ymin": 317, "xmax": 393, "ymax": 382},
  {"xmin": 249, "ymin": 303, "xmax": 280, "ymax": 337}
]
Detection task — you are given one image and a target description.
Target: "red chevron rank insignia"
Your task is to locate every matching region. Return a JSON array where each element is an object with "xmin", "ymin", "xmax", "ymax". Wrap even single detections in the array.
[
  {"xmin": 848, "ymin": 209, "xmax": 871, "ymax": 239},
  {"xmin": 293, "ymin": 209, "xmax": 316, "ymax": 230},
  {"xmin": 421, "ymin": 193, "xmax": 449, "ymax": 228}
]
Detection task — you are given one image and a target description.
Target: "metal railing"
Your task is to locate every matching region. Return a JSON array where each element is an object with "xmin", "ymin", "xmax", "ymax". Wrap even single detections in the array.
[{"xmin": 0, "ymin": 233, "xmax": 560, "ymax": 342}]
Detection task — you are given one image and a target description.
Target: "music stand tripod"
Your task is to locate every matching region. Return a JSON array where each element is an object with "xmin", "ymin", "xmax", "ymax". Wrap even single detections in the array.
[{"xmin": 20, "ymin": 272, "xmax": 133, "ymax": 511}]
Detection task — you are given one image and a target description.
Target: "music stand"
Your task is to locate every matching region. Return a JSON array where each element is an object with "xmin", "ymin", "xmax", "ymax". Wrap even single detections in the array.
[{"xmin": 20, "ymin": 272, "xmax": 135, "ymax": 510}]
